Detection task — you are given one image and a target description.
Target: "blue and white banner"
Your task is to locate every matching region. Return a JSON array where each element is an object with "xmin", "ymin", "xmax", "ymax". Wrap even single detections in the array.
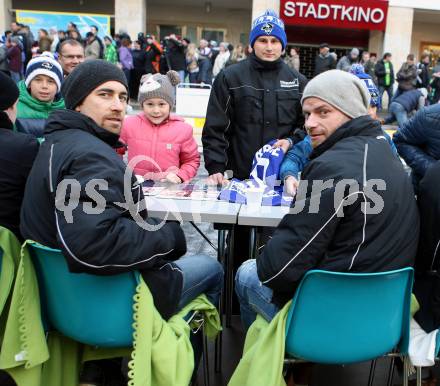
[
  {"xmin": 16, "ymin": 10, "xmax": 110, "ymax": 39},
  {"xmin": 219, "ymin": 140, "xmax": 294, "ymax": 206}
]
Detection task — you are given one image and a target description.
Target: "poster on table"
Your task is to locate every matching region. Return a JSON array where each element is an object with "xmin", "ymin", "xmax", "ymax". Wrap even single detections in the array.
[{"xmin": 16, "ymin": 10, "xmax": 110, "ymax": 38}]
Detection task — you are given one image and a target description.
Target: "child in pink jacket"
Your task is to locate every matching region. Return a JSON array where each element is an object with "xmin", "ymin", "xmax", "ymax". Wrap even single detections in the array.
[{"xmin": 121, "ymin": 71, "xmax": 200, "ymax": 182}]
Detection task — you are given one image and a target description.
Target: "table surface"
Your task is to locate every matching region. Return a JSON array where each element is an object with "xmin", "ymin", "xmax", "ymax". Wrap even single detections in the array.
[
  {"xmin": 237, "ymin": 204, "xmax": 291, "ymax": 227},
  {"xmin": 145, "ymin": 196, "xmax": 241, "ymax": 224}
]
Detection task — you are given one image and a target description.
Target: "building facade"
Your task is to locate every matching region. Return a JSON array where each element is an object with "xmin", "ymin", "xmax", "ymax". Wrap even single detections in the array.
[{"xmin": 1, "ymin": 0, "xmax": 440, "ymax": 77}]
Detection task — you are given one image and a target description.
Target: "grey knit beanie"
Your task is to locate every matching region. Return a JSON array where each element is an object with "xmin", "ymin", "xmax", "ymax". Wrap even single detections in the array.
[
  {"xmin": 138, "ymin": 71, "xmax": 180, "ymax": 107},
  {"xmin": 61, "ymin": 59, "xmax": 128, "ymax": 110},
  {"xmin": 301, "ymin": 70, "xmax": 370, "ymax": 119}
]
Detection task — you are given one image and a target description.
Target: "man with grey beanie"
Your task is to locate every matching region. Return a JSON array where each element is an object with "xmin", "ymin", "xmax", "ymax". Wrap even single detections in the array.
[{"xmin": 235, "ymin": 70, "xmax": 419, "ymax": 341}]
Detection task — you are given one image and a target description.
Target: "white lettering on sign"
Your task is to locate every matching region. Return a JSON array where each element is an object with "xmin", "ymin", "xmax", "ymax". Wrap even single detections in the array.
[
  {"xmin": 304, "ymin": 3, "xmax": 317, "ymax": 18},
  {"xmin": 358, "ymin": 7, "xmax": 370, "ymax": 22},
  {"xmin": 282, "ymin": 1, "xmax": 385, "ymax": 24},
  {"xmin": 341, "ymin": 6, "xmax": 353, "ymax": 21},
  {"xmin": 330, "ymin": 4, "xmax": 342, "ymax": 19},
  {"xmin": 370, "ymin": 8, "xmax": 385, "ymax": 23},
  {"xmin": 317, "ymin": 4, "xmax": 330, "ymax": 19},
  {"xmin": 284, "ymin": 1, "xmax": 295, "ymax": 17}
]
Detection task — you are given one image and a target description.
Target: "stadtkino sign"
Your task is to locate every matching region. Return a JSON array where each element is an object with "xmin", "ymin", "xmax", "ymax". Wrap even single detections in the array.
[{"xmin": 281, "ymin": 0, "xmax": 389, "ymax": 31}]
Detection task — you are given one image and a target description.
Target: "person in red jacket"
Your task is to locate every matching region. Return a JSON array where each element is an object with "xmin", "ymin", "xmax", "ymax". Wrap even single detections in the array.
[{"xmin": 120, "ymin": 70, "xmax": 200, "ymax": 182}]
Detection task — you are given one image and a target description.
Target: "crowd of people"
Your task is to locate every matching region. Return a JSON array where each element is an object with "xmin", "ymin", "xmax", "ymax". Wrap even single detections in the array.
[
  {"xmin": 2, "ymin": 19, "xmax": 439, "ymax": 115},
  {"xmin": 311, "ymin": 42, "xmax": 439, "ymax": 123},
  {"xmin": 1, "ymin": 7, "xmax": 440, "ymax": 386},
  {"xmin": 0, "ymin": 21, "xmax": 253, "ymax": 98}
]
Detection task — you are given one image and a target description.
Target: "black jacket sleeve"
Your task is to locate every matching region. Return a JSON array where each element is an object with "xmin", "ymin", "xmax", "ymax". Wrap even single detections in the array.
[
  {"xmin": 202, "ymin": 71, "xmax": 232, "ymax": 175},
  {"xmin": 393, "ymin": 109, "xmax": 437, "ymax": 178},
  {"xmin": 257, "ymin": 185, "xmax": 341, "ymax": 297},
  {"xmin": 375, "ymin": 61, "xmax": 385, "ymax": 78},
  {"xmin": 54, "ymin": 151, "xmax": 186, "ymax": 275}
]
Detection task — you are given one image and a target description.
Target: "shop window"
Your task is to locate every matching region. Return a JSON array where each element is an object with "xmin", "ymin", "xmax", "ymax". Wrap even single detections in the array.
[
  {"xmin": 186, "ymin": 26, "xmax": 197, "ymax": 44},
  {"xmin": 159, "ymin": 25, "xmax": 182, "ymax": 41},
  {"xmin": 420, "ymin": 42, "xmax": 440, "ymax": 69},
  {"xmin": 202, "ymin": 29, "xmax": 225, "ymax": 43}
]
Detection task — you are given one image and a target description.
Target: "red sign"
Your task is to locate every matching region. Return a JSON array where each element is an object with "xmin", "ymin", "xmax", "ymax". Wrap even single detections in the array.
[{"xmin": 281, "ymin": 0, "xmax": 388, "ymax": 31}]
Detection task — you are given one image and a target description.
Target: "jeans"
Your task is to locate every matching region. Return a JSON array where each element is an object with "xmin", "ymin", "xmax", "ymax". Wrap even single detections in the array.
[
  {"xmin": 174, "ymin": 254, "xmax": 223, "ymax": 309},
  {"xmin": 389, "ymin": 102, "xmax": 408, "ymax": 128},
  {"xmin": 122, "ymin": 68, "xmax": 131, "ymax": 86},
  {"xmin": 178, "ymin": 70, "xmax": 186, "ymax": 83},
  {"xmin": 379, "ymin": 85, "xmax": 393, "ymax": 110},
  {"xmin": 235, "ymin": 259, "xmax": 279, "ymax": 331},
  {"xmin": 188, "ymin": 72, "xmax": 199, "ymax": 84}
]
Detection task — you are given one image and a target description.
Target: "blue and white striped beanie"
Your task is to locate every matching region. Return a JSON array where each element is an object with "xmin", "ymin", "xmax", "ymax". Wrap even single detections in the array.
[
  {"xmin": 25, "ymin": 52, "xmax": 63, "ymax": 92},
  {"xmin": 249, "ymin": 9, "xmax": 287, "ymax": 50},
  {"xmin": 349, "ymin": 64, "xmax": 381, "ymax": 109}
]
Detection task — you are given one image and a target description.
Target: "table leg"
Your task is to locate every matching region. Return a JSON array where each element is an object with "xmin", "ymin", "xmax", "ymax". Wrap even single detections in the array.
[
  {"xmin": 215, "ymin": 229, "xmax": 226, "ymax": 372},
  {"xmin": 249, "ymin": 227, "xmax": 257, "ymax": 259},
  {"xmin": 225, "ymin": 226, "xmax": 235, "ymax": 328},
  {"xmin": 218, "ymin": 229, "xmax": 226, "ymax": 264}
]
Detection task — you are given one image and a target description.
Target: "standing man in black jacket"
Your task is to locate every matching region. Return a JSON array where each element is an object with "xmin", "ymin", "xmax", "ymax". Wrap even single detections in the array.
[
  {"xmin": 203, "ymin": 9, "xmax": 307, "ymax": 182},
  {"xmin": 235, "ymin": 70, "xmax": 419, "ymax": 330},
  {"xmin": 202, "ymin": 9, "xmax": 307, "ymax": 282},
  {"xmin": 20, "ymin": 60, "xmax": 223, "ymax": 321}
]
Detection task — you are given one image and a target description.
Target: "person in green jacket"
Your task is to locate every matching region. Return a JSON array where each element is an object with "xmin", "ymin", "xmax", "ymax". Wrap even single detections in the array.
[
  {"xmin": 16, "ymin": 52, "xmax": 65, "ymax": 138},
  {"xmin": 104, "ymin": 35, "xmax": 118, "ymax": 64}
]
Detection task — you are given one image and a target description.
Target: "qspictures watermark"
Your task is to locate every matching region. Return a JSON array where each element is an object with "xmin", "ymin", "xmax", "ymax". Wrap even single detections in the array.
[{"xmin": 55, "ymin": 165, "xmax": 387, "ymax": 231}]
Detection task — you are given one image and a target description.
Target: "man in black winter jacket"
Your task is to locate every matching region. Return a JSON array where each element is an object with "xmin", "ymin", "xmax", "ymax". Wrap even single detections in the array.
[
  {"xmin": 235, "ymin": 70, "xmax": 419, "ymax": 330},
  {"xmin": 20, "ymin": 60, "xmax": 222, "ymax": 320},
  {"xmin": 203, "ymin": 10, "xmax": 307, "ymax": 183},
  {"xmin": 202, "ymin": 9, "xmax": 307, "ymax": 295},
  {"xmin": 0, "ymin": 71, "xmax": 38, "ymax": 239}
]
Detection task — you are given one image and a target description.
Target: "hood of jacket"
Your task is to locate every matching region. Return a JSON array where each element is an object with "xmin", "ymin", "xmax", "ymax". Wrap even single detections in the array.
[
  {"xmin": 45, "ymin": 109, "xmax": 122, "ymax": 148},
  {"xmin": 17, "ymin": 80, "xmax": 65, "ymax": 120}
]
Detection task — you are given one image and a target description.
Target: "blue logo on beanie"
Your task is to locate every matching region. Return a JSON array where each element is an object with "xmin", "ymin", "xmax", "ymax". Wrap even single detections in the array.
[
  {"xmin": 41, "ymin": 61, "xmax": 54, "ymax": 70},
  {"xmin": 250, "ymin": 9, "xmax": 287, "ymax": 49},
  {"xmin": 261, "ymin": 23, "xmax": 274, "ymax": 35}
]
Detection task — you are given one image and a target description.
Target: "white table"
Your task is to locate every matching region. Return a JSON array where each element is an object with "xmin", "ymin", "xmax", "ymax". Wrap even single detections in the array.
[
  {"xmin": 238, "ymin": 204, "xmax": 292, "ymax": 259},
  {"xmin": 237, "ymin": 204, "xmax": 291, "ymax": 227},
  {"xmin": 145, "ymin": 196, "xmax": 241, "ymax": 224}
]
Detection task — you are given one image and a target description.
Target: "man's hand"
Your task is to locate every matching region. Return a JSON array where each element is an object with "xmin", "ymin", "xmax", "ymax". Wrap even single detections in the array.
[
  {"xmin": 284, "ymin": 176, "xmax": 299, "ymax": 197},
  {"xmin": 272, "ymin": 139, "xmax": 291, "ymax": 154},
  {"xmin": 164, "ymin": 172, "xmax": 182, "ymax": 184},
  {"xmin": 207, "ymin": 173, "xmax": 226, "ymax": 185}
]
